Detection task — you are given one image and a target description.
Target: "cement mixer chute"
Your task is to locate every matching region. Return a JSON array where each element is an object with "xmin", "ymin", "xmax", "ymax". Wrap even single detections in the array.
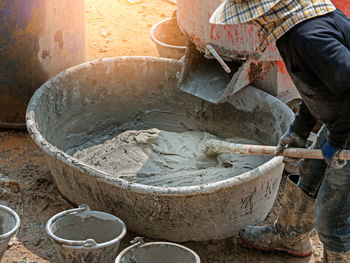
[{"xmin": 176, "ymin": 0, "xmax": 301, "ymax": 108}]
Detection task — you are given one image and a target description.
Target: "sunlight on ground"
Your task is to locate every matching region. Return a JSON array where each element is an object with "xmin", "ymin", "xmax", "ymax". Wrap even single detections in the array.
[{"xmin": 85, "ymin": 0, "xmax": 176, "ymax": 60}]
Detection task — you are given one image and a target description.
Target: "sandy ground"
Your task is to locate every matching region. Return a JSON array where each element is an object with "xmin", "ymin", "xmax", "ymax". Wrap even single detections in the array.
[
  {"xmin": 85, "ymin": 0, "xmax": 175, "ymax": 60},
  {"xmin": 0, "ymin": 0, "xmax": 324, "ymax": 262}
]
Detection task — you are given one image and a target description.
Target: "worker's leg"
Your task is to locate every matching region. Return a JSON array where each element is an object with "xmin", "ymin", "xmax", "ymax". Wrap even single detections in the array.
[
  {"xmin": 298, "ymin": 126, "xmax": 328, "ymax": 198},
  {"xmin": 297, "ymin": 128, "xmax": 350, "ymax": 261},
  {"xmin": 314, "ymin": 154, "xmax": 350, "ymax": 254},
  {"xmin": 239, "ymin": 127, "xmax": 327, "ymax": 257},
  {"xmin": 240, "ymin": 173, "xmax": 315, "ymax": 256}
]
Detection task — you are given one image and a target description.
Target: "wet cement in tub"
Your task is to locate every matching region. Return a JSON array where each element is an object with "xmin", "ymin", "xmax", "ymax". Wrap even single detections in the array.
[{"xmin": 73, "ymin": 128, "xmax": 270, "ymax": 187}]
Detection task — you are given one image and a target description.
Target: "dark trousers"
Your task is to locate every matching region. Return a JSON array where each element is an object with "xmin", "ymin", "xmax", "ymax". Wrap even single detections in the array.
[
  {"xmin": 299, "ymin": 126, "xmax": 350, "ymax": 252},
  {"xmin": 276, "ymin": 9, "xmax": 350, "ymax": 252}
]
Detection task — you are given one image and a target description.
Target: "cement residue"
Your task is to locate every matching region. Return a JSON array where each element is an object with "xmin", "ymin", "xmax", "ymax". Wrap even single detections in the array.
[{"xmin": 73, "ymin": 129, "xmax": 270, "ymax": 187}]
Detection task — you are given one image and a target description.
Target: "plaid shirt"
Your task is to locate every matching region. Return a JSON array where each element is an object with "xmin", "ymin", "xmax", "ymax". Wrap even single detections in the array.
[
  {"xmin": 255, "ymin": 0, "xmax": 335, "ymax": 52},
  {"xmin": 211, "ymin": 0, "xmax": 336, "ymax": 53}
]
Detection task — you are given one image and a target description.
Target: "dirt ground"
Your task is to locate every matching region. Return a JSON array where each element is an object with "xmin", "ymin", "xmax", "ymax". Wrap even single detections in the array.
[{"xmin": 0, "ymin": 0, "xmax": 325, "ymax": 262}]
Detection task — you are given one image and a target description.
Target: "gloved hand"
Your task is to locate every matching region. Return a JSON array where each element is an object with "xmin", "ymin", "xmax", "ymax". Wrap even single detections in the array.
[
  {"xmin": 275, "ymin": 128, "xmax": 307, "ymax": 156},
  {"xmin": 321, "ymin": 141, "xmax": 347, "ymax": 169}
]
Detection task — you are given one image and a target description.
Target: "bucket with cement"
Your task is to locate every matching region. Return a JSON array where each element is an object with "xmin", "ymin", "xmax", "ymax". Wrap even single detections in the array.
[
  {"xmin": 46, "ymin": 204, "xmax": 127, "ymax": 263},
  {"xmin": 0, "ymin": 205, "xmax": 20, "ymax": 259},
  {"xmin": 115, "ymin": 237, "xmax": 200, "ymax": 263},
  {"xmin": 150, "ymin": 18, "xmax": 187, "ymax": 59}
]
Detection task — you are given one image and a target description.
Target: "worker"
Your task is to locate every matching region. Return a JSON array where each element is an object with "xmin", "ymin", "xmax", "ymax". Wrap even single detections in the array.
[{"xmin": 210, "ymin": 0, "xmax": 350, "ymax": 262}]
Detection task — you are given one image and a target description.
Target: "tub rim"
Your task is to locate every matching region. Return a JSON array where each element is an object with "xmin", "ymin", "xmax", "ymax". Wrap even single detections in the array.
[
  {"xmin": 26, "ymin": 56, "xmax": 286, "ymax": 197},
  {"xmin": 115, "ymin": 237, "xmax": 201, "ymax": 263}
]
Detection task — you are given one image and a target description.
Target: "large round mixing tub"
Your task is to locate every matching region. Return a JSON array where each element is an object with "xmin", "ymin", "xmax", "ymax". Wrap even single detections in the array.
[{"xmin": 26, "ymin": 57, "xmax": 293, "ymax": 242}]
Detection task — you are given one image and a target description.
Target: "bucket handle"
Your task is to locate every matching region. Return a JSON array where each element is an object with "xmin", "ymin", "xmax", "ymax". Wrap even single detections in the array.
[
  {"xmin": 130, "ymin": 237, "xmax": 145, "ymax": 247},
  {"xmin": 46, "ymin": 204, "xmax": 98, "ymax": 248},
  {"xmin": 124, "ymin": 237, "xmax": 145, "ymax": 250},
  {"xmin": 115, "ymin": 237, "xmax": 145, "ymax": 262}
]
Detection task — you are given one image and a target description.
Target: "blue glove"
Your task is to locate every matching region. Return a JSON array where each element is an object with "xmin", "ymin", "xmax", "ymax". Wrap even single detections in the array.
[{"xmin": 321, "ymin": 141, "xmax": 347, "ymax": 169}]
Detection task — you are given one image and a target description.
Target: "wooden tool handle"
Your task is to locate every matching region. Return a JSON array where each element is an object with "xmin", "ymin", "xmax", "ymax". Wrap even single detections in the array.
[{"xmin": 205, "ymin": 139, "xmax": 350, "ymax": 160}]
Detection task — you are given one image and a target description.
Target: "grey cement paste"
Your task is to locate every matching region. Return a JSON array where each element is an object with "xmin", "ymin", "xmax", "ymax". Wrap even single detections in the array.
[{"xmin": 73, "ymin": 128, "xmax": 270, "ymax": 187}]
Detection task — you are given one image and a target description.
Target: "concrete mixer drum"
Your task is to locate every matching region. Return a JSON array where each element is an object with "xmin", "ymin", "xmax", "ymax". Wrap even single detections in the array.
[{"xmin": 176, "ymin": 0, "xmax": 301, "ymax": 109}]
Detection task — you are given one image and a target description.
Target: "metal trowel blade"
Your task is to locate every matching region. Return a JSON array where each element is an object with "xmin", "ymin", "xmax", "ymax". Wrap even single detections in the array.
[{"xmin": 178, "ymin": 42, "xmax": 242, "ymax": 104}]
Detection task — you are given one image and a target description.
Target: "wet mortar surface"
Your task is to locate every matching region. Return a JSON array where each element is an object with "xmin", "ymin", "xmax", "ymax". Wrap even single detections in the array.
[
  {"xmin": 1, "ymin": 0, "xmax": 324, "ymax": 262},
  {"xmin": 73, "ymin": 129, "xmax": 270, "ymax": 187}
]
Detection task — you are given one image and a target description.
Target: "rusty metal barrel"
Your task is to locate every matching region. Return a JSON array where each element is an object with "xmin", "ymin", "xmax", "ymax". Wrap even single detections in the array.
[{"xmin": 0, "ymin": 0, "xmax": 85, "ymax": 128}]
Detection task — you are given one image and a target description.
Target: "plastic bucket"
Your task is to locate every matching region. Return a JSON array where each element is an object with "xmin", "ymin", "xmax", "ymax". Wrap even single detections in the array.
[
  {"xmin": 150, "ymin": 18, "xmax": 187, "ymax": 59},
  {"xmin": 115, "ymin": 237, "xmax": 201, "ymax": 263},
  {"xmin": 0, "ymin": 205, "xmax": 20, "ymax": 259},
  {"xmin": 46, "ymin": 204, "xmax": 127, "ymax": 263}
]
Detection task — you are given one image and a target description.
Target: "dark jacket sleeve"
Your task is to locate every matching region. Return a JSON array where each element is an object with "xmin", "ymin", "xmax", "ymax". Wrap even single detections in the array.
[
  {"xmin": 295, "ymin": 13, "xmax": 350, "ymax": 148},
  {"xmin": 277, "ymin": 10, "xmax": 350, "ymax": 147},
  {"xmin": 327, "ymin": 93, "xmax": 350, "ymax": 149},
  {"xmin": 290, "ymin": 101, "xmax": 317, "ymax": 140}
]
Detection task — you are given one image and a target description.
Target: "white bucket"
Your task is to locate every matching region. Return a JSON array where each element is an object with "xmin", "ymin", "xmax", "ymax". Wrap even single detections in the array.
[
  {"xmin": 46, "ymin": 204, "xmax": 127, "ymax": 263},
  {"xmin": 115, "ymin": 237, "xmax": 201, "ymax": 263}
]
